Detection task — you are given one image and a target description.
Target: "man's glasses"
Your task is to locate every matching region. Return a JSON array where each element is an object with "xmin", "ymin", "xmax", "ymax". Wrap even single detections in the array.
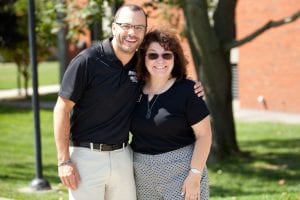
[
  {"xmin": 146, "ymin": 53, "xmax": 174, "ymax": 60},
  {"xmin": 115, "ymin": 22, "xmax": 146, "ymax": 32}
]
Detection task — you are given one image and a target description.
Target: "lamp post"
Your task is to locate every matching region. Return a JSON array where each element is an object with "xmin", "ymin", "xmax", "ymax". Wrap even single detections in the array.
[{"xmin": 27, "ymin": 0, "xmax": 51, "ymax": 190}]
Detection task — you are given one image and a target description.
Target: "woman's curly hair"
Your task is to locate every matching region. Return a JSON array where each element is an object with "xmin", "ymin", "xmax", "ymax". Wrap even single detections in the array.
[{"xmin": 136, "ymin": 28, "xmax": 188, "ymax": 81}]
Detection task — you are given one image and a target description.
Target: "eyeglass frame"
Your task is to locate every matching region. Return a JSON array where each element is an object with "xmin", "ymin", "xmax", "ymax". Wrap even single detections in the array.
[{"xmin": 114, "ymin": 22, "xmax": 147, "ymax": 32}]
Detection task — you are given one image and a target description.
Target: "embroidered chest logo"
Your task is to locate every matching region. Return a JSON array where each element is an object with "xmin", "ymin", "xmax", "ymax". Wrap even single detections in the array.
[{"xmin": 128, "ymin": 70, "xmax": 138, "ymax": 83}]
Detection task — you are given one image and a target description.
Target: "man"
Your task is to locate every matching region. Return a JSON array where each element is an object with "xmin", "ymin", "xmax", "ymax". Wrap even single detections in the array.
[{"xmin": 54, "ymin": 4, "xmax": 203, "ymax": 200}]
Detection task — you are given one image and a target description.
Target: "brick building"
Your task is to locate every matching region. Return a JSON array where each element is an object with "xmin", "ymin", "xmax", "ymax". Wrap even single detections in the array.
[{"xmin": 236, "ymin": 0, "xmax": 300, "ymax": 113}]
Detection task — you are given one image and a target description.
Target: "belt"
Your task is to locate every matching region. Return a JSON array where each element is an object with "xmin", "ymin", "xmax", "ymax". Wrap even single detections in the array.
[{"xmin": 70, "ymin": 141, "xmax": 127, "ymax": 151}]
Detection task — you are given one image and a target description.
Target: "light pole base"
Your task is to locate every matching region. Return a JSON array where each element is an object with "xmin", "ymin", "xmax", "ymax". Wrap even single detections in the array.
[{"xmin": 30, "ymin": 178, "xmax": 51, "ymax": 191}]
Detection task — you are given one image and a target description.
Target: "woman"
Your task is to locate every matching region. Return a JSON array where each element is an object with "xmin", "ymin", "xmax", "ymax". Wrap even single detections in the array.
[{"xmin": 130, "ymin": 29, "xmax": 212, "ymax": 200}]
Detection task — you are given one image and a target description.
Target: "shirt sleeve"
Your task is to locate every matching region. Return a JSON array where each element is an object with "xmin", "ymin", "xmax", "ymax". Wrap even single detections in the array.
[
  {"xmin": 185, "ymin": 87, "xmax": 210, "ymax": 126},
  {"xmin": 59, "ymin": 55, "xmax": 88, "ymax": 103}
]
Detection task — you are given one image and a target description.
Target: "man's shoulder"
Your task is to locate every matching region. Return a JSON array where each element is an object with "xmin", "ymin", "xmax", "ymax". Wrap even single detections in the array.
[
  {"xmin": 79, "ymin": 41, "xmax": 104, "ymax": 58},
  {"xmin": 68, "ymin": 44, "xmax": 102, "ymax": 69},
  {"xmin": 82, "ymin": 38, "xmax": 116, "ymax": 61}
]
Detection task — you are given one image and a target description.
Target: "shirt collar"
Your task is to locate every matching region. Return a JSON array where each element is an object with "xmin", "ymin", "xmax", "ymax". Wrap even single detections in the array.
[
  {"xmin": 102, "ymin": 37, "xmax": 137, "ymax": 69},
  {"xmin": 102, "ymin": 37, "xmax": 118, "ymax": 61}
]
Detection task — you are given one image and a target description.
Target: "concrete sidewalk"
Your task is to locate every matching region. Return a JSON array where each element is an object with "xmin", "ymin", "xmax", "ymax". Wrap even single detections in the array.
[
  {"xmin": 1, "ymin": 85, "xmax": 300, "ymax": 124},
  {"xmin": 233, "ymin": 101, "xmax": 300, "ymax": 124},
  {"xmin": 0, "ymin": 84, "xmax": 60, "ymax": 100}
]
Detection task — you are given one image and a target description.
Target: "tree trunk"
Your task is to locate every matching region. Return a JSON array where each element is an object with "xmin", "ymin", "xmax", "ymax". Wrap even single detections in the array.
[
  {"xmin": 183, "ymin": 0, "xmax": 240, "ymax": 162},
  {"xmin": 22, "ymin": 65, "xmax": 29, "ymax": 98},
  {"xmin": 185, "ymin": 26, "xmax": 201, "ymax": 76},
  {"xmin": 17, "ymin": 64, "xmax": 22, "ymax": 95}
]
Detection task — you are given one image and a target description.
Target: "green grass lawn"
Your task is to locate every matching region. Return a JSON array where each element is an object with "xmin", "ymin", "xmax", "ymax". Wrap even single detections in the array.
[
  {"xmin": 0, "ymin": 104, "xmax": 67, "ymax": 200},
  {"xmin": 0, "ymin": 102, "xmax": 299, "ymax": 199},
  {"xmin": 209, "ymin": 123, "xmax": 300, "ymax": 200},
  {"xmin": 0, "ymin": 61, "xmax": 59, "ymax": 89}
]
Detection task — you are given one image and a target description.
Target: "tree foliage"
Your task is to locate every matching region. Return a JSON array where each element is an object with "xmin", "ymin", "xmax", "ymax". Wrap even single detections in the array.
[
  {"xmin": 0, "ymin": 0, "xmax": 121, "ymax": 93},
  {"xmin": 0, "ymin": 0, "xmax": 57, "ymax": 95},
  {"xmin": 1, "ymin": 0, "xmax": 30, "ymax": 95},
  {"xmin": 48, "ymin": 0, "xmax": 123, "ymax": 42}
]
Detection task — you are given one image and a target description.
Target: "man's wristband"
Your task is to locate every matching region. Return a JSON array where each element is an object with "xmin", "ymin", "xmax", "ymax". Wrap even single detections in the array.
[
  {"xmin": 190, "ymin": 168, "xmax": 202, "ymax": 174},
  {"xmin": 58, "ymin": 159, "xmax": 72, "ymax": 167}
]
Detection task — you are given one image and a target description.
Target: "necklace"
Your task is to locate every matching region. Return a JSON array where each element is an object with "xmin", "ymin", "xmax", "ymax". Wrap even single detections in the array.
[{"xmin": 145, "ymin": 95, "xmax": 159, "ymax": 119}]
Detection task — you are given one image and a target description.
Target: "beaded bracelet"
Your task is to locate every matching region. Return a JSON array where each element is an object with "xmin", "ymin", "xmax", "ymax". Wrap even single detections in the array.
[{"xmin": 58, "ymin": 159, "xmax": 72, "ymax": 167}]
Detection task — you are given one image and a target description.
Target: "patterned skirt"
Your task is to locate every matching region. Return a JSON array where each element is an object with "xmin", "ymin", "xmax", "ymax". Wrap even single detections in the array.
[{"xmin": 133, "ymin": 144, "xmax": 209, "ymax": 200}]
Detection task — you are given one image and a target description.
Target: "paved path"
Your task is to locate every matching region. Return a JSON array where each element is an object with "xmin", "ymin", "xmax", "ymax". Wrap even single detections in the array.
[
  {"xmin": 0, "ymin": 85, "xmax": 60, "ymax": 100},
  {"xmin": 233, "ymin": 101, "xmax": 300, "ymax": 124},
  {"xmin": 1, "ymin": 85, "xmax": 300, "ymax": 124}
]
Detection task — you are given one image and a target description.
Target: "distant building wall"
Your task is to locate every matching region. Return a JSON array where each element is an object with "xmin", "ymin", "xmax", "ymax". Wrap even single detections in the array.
[{"xmin": 236, "ymin": 0, "xmax": 300, "ymax": 113}]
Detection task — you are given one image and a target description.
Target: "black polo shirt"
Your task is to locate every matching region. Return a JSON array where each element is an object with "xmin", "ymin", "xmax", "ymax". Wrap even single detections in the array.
[
  {"xmin": 130, "ymin": 79, "xmax": 209, "ymax": 155},
  {"xmin": 59, "ymin": 38, "xmax": 141, "ymax": 144}
]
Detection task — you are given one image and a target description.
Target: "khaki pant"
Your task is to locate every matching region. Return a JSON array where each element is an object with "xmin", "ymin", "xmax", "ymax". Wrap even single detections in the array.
[{"xmin": 69, "ymin": 145, "xmax": 136, "ymax": 200}]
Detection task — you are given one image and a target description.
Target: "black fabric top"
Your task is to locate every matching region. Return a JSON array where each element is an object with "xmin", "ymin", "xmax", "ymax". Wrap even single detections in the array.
[
  {"xmin": 130, "ymin": 79, "xmax": 209, "ymax": 155},
  {"xmin": 59, "ymin": 38, "xmax": 141, "ymax": 144}
]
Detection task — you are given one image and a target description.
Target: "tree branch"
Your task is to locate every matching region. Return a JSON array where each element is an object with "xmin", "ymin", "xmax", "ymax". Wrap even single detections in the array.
[{"xmin": 224, "ymin": 10, "xmax": 300, "ymax": 50}]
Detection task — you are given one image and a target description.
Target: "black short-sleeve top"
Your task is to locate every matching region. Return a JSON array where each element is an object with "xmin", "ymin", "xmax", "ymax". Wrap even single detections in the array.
[
  {"xmin": 59, "ymin": 38, "xmax": 141, "ymax": 144},
  {"xmin": 130, "ymin": 79, "xmax": 209, "ymax": 155}
]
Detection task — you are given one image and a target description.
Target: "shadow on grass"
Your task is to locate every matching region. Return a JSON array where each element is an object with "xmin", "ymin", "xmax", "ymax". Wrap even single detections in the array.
[
  {"xmin": 0, "ymin": 104, "xmax": 32, "ymax": 113},
  {"xmin": 0, "ymin": 93, "xmax": 57, "ymax": 112},
  {"xmin": 209, "ymin": 138, "xmax": 300, "ymax": 198},
  {"xmin": 0, "ymin": 162, "xmax": 60, "ymax": 184},
  {"xmin": 241, "ymin": 138, "xmax": 300, "ymax": 171}
]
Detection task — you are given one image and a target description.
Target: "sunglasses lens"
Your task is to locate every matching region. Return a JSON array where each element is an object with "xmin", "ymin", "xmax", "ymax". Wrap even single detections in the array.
[
  {"xmin": 146, "ymin": 53, "xmax": 173, "ymax": 60},
  {"xmin": 162, "ymin": 53, "xmax": 173, "ymax": 60},
  {"xmin": 147, "ymin": 53, "xmax": 159, "ymax": 60}
]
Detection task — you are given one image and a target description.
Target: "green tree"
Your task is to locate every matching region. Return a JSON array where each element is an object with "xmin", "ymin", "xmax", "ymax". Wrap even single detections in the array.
[
  {"xmin": 44, "ymin": 0, "xmax": 123, "ymax": 78},
  {"xmin": 52, "ymin": 0, "xmax": 123, "ymax": 42},
  {"xmin": 0, "ymin": 0, "xmax": 29, "ymax": 95},
  {"xmin": 0, "ymin": 0, "xmax": 124, "ymax": 93},
  {"xmin": 0, "ymin": 0, "xmax": 56, "ymax": 96}
]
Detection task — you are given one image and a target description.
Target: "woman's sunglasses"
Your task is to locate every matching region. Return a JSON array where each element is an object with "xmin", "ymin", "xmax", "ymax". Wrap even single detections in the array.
[{"xmin": 146, "ymin": 52, "xmax": 174, "ymax": 60}]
